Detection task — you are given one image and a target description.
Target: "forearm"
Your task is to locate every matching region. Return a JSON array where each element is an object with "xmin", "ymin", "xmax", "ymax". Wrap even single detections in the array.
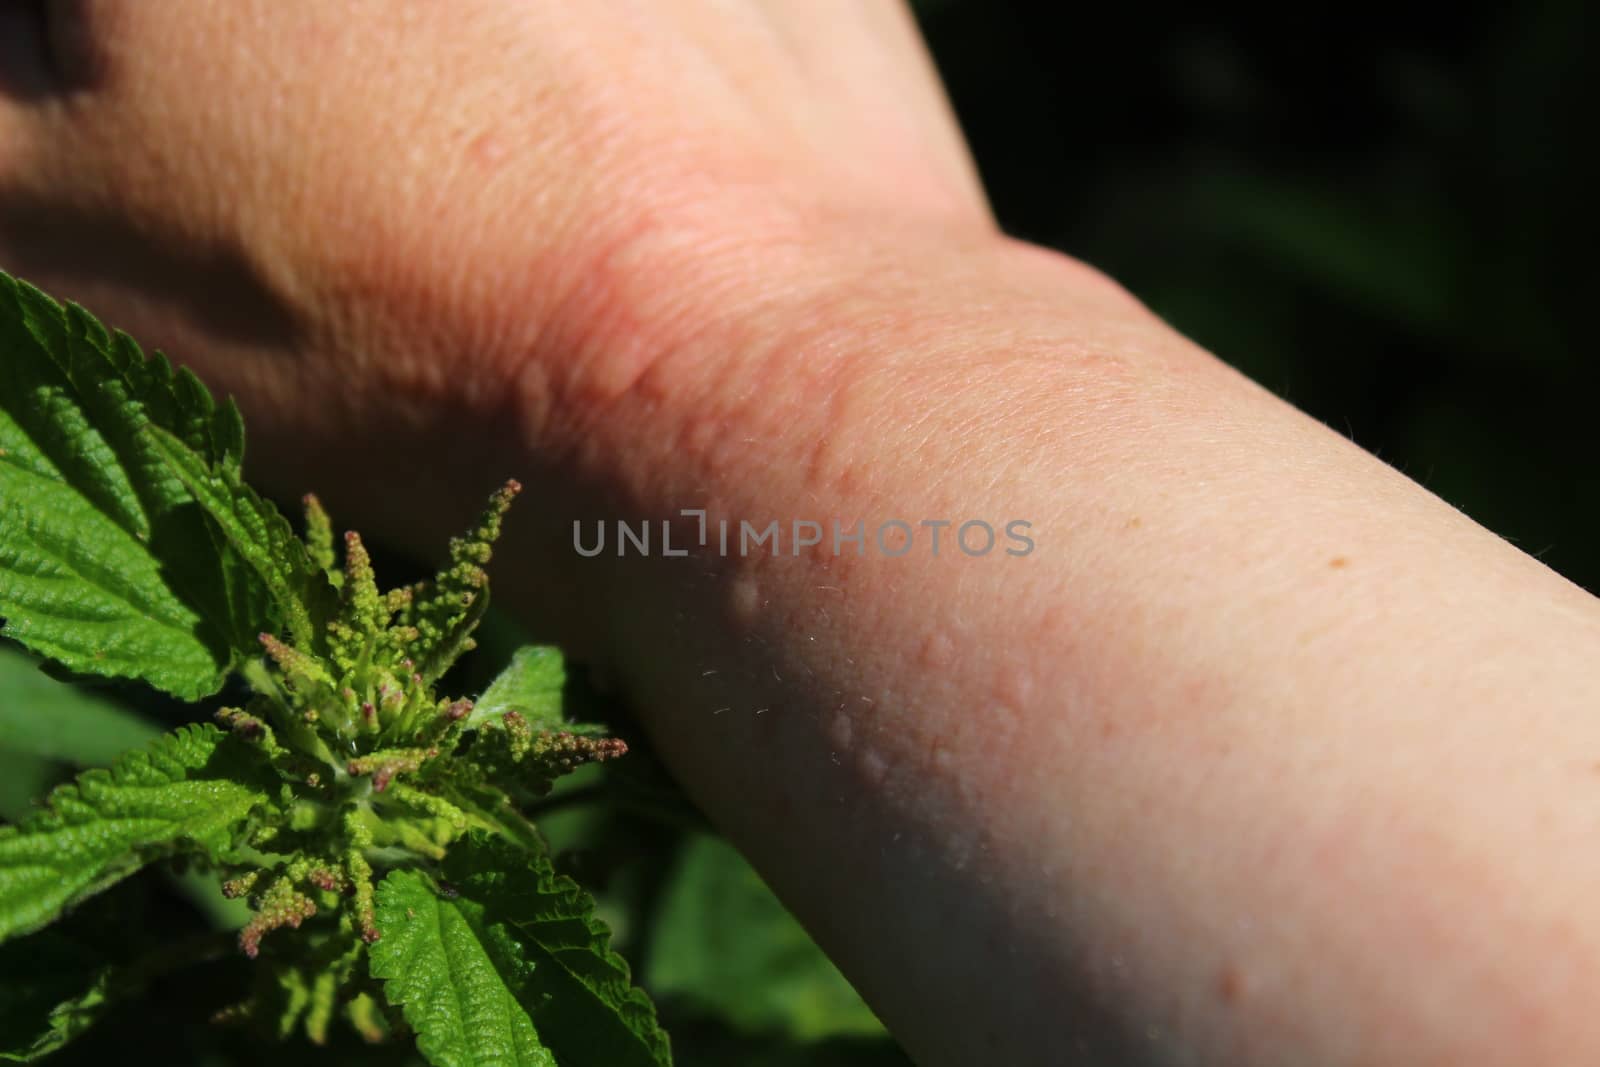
[{"xmin": 502, "ymin": 234, "xmax": 1600, "ymax": 1065}]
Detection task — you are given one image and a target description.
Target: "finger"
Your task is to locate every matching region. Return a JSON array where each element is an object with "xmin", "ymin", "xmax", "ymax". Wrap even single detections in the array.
[
  {"xmin": 0, "ymin": 3, "xmax": 51, "ymax": 195},
  {"xmin": 40, "ymin": 0, "xmax": 112, "ymax": 91},
  {"xmin": 0, "ymin": 1, "xmax": 52, "ymax": 97},
  {"xmin": 0, "ymin": 0, "xmax": 111, "ymax": 107},
  {"xmin": 0, "ymin": 0, "xmax": 124, "ymax": 194}
]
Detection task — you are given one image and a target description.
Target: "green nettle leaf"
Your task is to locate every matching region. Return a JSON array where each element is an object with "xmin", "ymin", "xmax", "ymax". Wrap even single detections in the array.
[
  {"xmin": 370, "ymin": 869, "xmax": 556, "ymax": 1067},
  {"xmin": 0, "ymin": 724, "xmax": 276, "ymax": 943},
  {"xmin": 0, "ymin": 928, "xmax": 111, "ymax": 1062},
  {"xmin": 0, "ymin": 923, "xmax": 229, "ymax": 1063},
  {"xmin": 439, "ymin": 832, "xmax": 673, "ymax": 1067},
  {"xmin": 0, "ymin": 644, "xmax": 161, "ymax": 767},
  {"xmin": 0, "ymin": 271, "xmax": 261, "ymax": 699},
  {"xmin": 467, "ymin": 645, "xmax": 567, "ymax": 731},
  {"xmin": 144, "ymin": 426, "xmax": 331, "ymax": 651},
  {"xmin": 646, "ymin": 835, "xmax": 887, "ymax": 1042},
  {"xmin": 1, "ymin": 977, "xmax": 109, "ymax": 1062}
]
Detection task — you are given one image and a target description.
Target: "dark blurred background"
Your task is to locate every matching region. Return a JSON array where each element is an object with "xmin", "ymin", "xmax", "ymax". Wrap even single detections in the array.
[{"xmin": 916, "ymin": 0, "xmax": 1598, "ymax": 592}]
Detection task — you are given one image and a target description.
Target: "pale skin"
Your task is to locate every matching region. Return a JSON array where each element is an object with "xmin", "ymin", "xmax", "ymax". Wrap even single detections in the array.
[{"xmin": 3, "ymin": 4, "xmax": 1599, "ymax": 1064}]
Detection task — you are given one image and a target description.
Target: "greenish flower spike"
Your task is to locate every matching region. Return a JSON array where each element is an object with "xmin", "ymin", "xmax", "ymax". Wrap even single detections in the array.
[
  {"xmin": 0, "ymin": 270, "xmax": 667, "ymax": 1066},
  {"xmin": 302, "ymin": 494, "xmax": 337, "ymax": 577}
]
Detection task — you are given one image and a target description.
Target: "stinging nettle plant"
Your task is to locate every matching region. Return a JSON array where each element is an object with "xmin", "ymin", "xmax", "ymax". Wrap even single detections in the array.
[{"xmin": 0, "ymin": 269, "xmax": 672, "ymax": 1065}]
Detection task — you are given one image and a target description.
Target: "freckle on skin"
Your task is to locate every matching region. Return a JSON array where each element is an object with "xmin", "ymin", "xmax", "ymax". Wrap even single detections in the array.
[
  {"xmin": 1217, "ymin": 964, "xmax": 1247, "ymax": 1005},
  {"xmin": 1329, "ymin": 556, "xmax": 1349, "ymax": 569}
]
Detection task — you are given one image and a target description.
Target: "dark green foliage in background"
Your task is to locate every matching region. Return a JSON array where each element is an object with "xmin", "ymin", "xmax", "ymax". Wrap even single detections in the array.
[{"xmin": 918, "ymin": 0, "xmax": 1598, "ymax": 592}]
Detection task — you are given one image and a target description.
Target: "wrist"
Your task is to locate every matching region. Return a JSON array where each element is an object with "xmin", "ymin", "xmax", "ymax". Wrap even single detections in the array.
[
  {"xmin": 494, "ymin": 223, "xmax": 1161, "ymax": 658},
  {"xmin": 520, "ymin": 222, "xmax": 1148, "ymax": 510}
]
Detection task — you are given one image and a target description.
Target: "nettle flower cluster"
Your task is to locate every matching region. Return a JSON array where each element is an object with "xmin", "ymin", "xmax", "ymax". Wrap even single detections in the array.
[
  {"xmin": 210, "ymin": 485, "xmax": 624, "ymax": 1012},
  {"xmin": 0, "ymin": 273, "xmax": 671, "ymax": 1064}
]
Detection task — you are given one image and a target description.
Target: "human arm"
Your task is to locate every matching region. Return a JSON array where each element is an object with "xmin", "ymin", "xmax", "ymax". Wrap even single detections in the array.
[{"xmin": 502, "ymin": 227, "xmax": 1600, "ymax": 1066}]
